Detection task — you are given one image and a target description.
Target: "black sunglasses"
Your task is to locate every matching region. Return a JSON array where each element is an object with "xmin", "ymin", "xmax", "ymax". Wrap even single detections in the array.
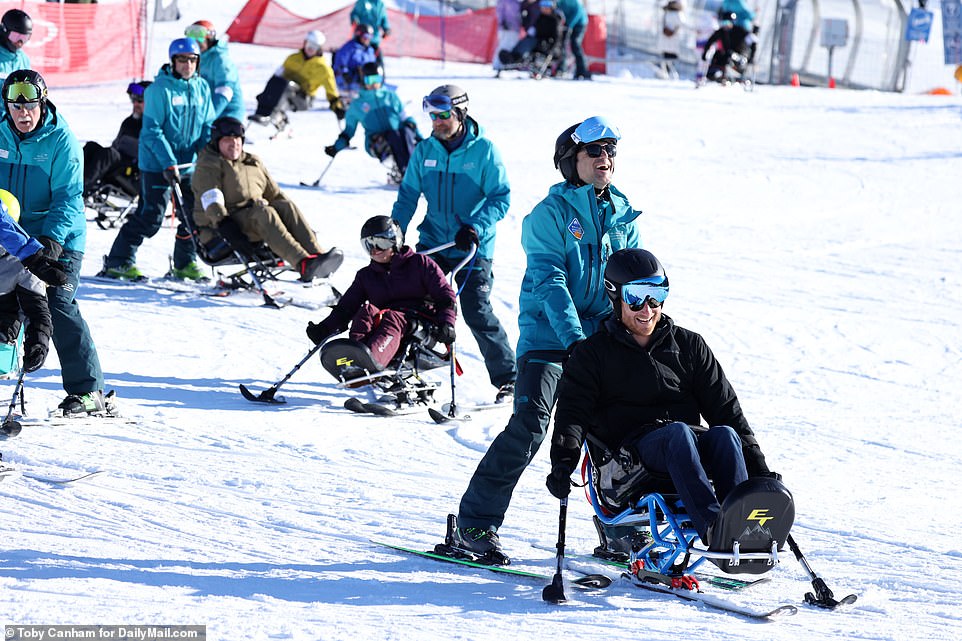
[{"xmin": 583, "ymin": 142, "xmax": 617, "ymax": 159}]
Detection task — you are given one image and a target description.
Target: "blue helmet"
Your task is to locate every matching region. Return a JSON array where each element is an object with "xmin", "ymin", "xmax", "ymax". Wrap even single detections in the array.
[
  {"xmin": 169, "ymin": 37, "xmax": 200, "ymax": 59},
  {"xmin": 554, "ymin": 116, "xmax": 622, "ymax": 185}
]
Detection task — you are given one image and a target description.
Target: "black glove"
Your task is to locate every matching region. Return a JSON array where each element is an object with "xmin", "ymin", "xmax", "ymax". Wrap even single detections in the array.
[
  {"xmin": 324, "ymin": 145, "xmax": 338, "ymax": 158},
  {"xmin": 330, "ymin": 98, "xmax": 346, "ymax": 120},
  {"xmin": 38, "ymin": 236, "xmax": 63, "ymax": 260},
  {"xmin": 21, "ymin": 252, "xmax": 68, "ymax": 287},
  {"xmin": 22, "ymin": 334, "xmax": 50, "ymax": 372},
  {"xmin": 0, "ymin": 316, "xmax": 21, "ymax": 344},
  {"xmin": 163, "ymin": 165, "xmax": 180, "ymax": 184},
  {"xmin": 546, "ymin": 465, "xmax": 572, "ymax": 499},
  {"xmin": 454, "ymin": 224, "xmax": 479, "ymax": 251},
  {"xmin": 434, "ymin": 323, "xmax": 456, "ymax": 345},
  {"xmin": 306, "ymin": 320, "xmax": 331, "ymax": 345},
  {"xmin": 742, "ymin": 444, "xmax": 771, "ymax": 477}
]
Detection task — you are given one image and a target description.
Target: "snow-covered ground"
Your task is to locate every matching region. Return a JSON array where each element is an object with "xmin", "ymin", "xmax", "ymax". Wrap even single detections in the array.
[{"xmin": 2, "ymin": 0, "xmax": 961, "ymax": 639}]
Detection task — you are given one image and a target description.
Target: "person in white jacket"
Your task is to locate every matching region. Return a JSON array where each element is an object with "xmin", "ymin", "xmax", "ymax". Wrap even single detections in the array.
[{"xmin": 658, "ymin": 0, "xmax": 687, "ymax": 79}]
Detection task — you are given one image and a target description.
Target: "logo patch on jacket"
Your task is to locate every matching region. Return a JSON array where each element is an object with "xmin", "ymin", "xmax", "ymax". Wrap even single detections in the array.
[
  {"xmin": 0, "ymin": 149, "xmax": 8, "ymax": 159},
  {"xmin": 567, "ymin": 217, "xmax": 585, "ymax": 240},
  {"xmin": 424, "ymin": 159, "xmax": 437, "ymax": 167}
]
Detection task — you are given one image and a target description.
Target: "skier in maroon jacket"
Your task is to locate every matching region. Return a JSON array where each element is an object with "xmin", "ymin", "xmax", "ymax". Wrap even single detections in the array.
[{"xmin": 305, "ymin": 216, "xmax": 457, "ymax": 368}]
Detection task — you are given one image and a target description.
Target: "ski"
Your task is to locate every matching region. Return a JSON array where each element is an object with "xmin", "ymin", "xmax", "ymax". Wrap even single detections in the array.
[
  {"xmin": 625, "ymin": 572, "xmax": 798, "ymax": 620},
  {"xmin": 344, "ymin": 397, "xmax": 431, "ymax": 417},
  {"xmin": 0, "ymin": 463, "xmax": 19, "ymax": 482},
  {"xmin": 565, "ymin": 552, "xmax": 769, "ymax": 592},
  {"xmin": 428, "ymin": 401, "xmax": 512, "ymax": 424},
  {"xmin": 371, "ymin": 539, "xmax": 610, "ymax": 589}
]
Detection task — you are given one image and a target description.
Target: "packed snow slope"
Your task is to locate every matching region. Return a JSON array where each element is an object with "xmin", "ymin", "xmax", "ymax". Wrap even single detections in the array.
[{"xmin": 1, "ymin": 1, "xmax": 961, "ymax": 639}]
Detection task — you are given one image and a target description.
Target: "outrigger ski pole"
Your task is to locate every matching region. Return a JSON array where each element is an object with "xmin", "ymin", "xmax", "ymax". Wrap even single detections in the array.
[
  {"xmin": 1, "ymin": 368, "xmax": 27, "ymax": 436},
  {"xmin": 239, "ymin": 338, "xmax": 331, "ymax": 404},
  {"xmin": 420, "ymin": 241, "xmax": 477, "ymax": 418},
  {"xmin": 786, "ymin": 534, "xmax": 858, "ymax": 609}
]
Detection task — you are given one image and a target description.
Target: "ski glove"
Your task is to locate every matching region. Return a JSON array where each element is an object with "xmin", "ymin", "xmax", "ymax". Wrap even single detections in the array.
[
  {"xmin": 22, "ymin": 334, "xmax": 50, "ymax": 372},
  {"xmin": 324, "ymin": 145, "xmax": 339, "ymax": 158},
  {"xmin": 21, "ymin": 252, "xmax": 68, "ymax": 287},
  {"xmin": 330, "ymin": 98, "xmax": 346, "ymax": 120},
  {"xmin": 546, "ymin": 466, "xmax": 572, "ymax": 499},
  {"xmin": 163, "ymin": 165, "xmax": 180, "ymax": 184},
  {"xmin": 454, "ymin": 224, "xmax": 479, "ymax": 251},
  {"xmin": 39, "ymin": 236, "xmax": 63, "ymax": 260},
  {"xmin": 742, "ymin": 444, "xmax": 771, "ymax": 477},
  {"xmin": 434, "ymin": 323, "xmax": 456, "ymax": 345},
  {"xmin": 306, "ymin": 320, "xmax": 332, "ymax": 345}
]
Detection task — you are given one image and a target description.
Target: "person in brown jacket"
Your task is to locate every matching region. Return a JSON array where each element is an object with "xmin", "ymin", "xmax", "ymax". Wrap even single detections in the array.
[{"xmin": 191, "ymin": 117, "xmax": 343, "ymax": 282}]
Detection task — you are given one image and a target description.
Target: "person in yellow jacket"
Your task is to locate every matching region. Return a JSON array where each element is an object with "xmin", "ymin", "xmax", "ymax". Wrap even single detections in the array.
[
  {"xmin": 251, "ymin": 30, "xmax": 345, "ymax": 130},
  {"xmin": 192, "ymin": 117, "xmax": 344, "ymax": 282}
]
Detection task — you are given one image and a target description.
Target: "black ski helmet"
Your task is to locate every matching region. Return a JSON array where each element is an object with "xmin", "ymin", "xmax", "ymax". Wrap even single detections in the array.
[
  {"xmin": 211, "ymin": 116, "xmax": 245, "ymax": 143},
  {"xmin": 360, "ymin": 215, "xmax": 403, "ymax": 253},
  {"xmin": 361, "ymin": 61, "xmax": 384, "ymax": 86},
  {"xmin": 3, "ymin": 69, "xmax": 49, "ymax": 123},
  {"xmin": 354, "ymin": 23, "xmax": 375, "ymax": 39},
  {"xmin": 553, "ymin": 116, "xmax": 622, "ymax": 185},
  {"xmin": 603, "ymin": 248, "xmax": 669, "ymax": 312},
  {"xmin": 1, "ymin": 9, "xmax": 32, "ymax": 53}
]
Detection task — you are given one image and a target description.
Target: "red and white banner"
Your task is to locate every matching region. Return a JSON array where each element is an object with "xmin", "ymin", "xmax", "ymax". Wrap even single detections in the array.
[{"xmin": 1, "ymin": 1, "xmax": 147, "ymax": 87}]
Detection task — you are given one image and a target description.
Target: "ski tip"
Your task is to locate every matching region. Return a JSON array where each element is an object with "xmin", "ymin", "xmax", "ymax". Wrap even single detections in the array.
[
  {"xmin": 428, "ymin": 408, "xmax": 451, "ymax": 424},
  {"xmin": 1, "ymin": 420, "xmax": 23, "ymax": 437}
]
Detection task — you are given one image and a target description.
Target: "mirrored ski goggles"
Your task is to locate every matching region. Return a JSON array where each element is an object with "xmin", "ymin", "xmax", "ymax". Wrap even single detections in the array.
[
  {"xmin": 8, "ymin": 101, "xmax": 39, "ymax": 112},
  {"xmin": 4, "ymin": 81, "xmax": 41, "ymax": 103},
  {"xmin": 428, "ymin": 110, "xmax": 453, "ymax": 121},
  {"xmin": 583, "ymin": 142, "xmax": 617, "ymax": 158},
  {"xmin": 127, "ymin": 82, "xmax": 146, "ymax": 98},
  {"xmin": 8, "ymin": 30, "xmax": 30, "ymax": 46},
  {"xmin": 363, "ymin": 73, "xmax": 383, "ymax": 86},
  {"xmin": 184, "ymin": 24, "xmax": 211, "ymax": 41},
  {"xmin": 361, "ymin": 234, "xmax": 397, "ymax": 253},
  {"xmin": 622, "ymin": 277, "xmax": 669, "ymax": 311},
  {"xmin": 570, "ymin": 116, "xmax": 622, "ymax": 145},
  {"xmin": 422, "ymin": 94, "xmax": 453, "ymax": 113}
]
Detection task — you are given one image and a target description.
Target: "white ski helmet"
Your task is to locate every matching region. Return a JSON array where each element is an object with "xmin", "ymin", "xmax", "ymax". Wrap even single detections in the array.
[{"xmin": 304, "ymin": 30, "xmax": 326, "ymax": 50}]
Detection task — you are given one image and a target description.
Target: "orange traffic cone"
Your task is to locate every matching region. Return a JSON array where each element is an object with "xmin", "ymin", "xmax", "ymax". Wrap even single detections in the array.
[
  {"xmin": 790, "ymin": 73, "xmax": 800, "ymax": 87},
  {"xmin": 828, "ymin": 77, "xmax": 836, "ymax": 89}
]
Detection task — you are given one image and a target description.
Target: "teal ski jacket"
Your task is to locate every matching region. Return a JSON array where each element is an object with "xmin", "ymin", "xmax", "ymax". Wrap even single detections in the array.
[
  {"xmin": 516, "ymin": 180, "xmax": 641, "ymax": 356},
  {"xmin": 199, "ymin": 39, "xmax": 245, "ymax": 121},
  {"xmin": 335, "ymin": 86, "xmax": 418, "ymax": 157},
  {"xmin": 392, "ymin": 117, "xmax": 510, "ymax": 261},
  {"xmin": 0, "ymin": 102, "xmax": 85, "ymax": 253},
  {"xmin": 139, "ymin": 64, "xmax": 215, "ymax": 174}
]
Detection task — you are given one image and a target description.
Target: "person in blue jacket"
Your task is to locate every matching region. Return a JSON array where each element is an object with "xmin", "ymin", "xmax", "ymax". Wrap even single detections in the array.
[
  {"xmin": 0, "ymin": 201, "xmax": 67, "ymax": 288},
  {"xmin": 449, "ymin": 116, "xmax": 641, "ymax": 560},
  {"xmin": 333, "ymin": 24, "xmax": 378, "ymax": 97},
  {"xmin": 185, "ymin": 20, "xmax": 246, "ymax": 122},
  {"xmin": 323, "ymin": 62, "xmax": 421, "ymax": 184},
  {"xmin": 0, "ymin": 10, "xmax": 31, "ymax": 82},
  {"xmin": 102, "ymin": 38, "xmax": 216, "ymax": 282},
  {"xmin": 350, "ymin": 0, "xmax": 390, "ymax": 64},
  {"xmin": 392, "ymin": 84, "xmax": 516, "ymax": 404},
  {"xmin": 556, "ymin": 0, "xmax": 591, "ymax": 79},
  {"xmin": 0, "ymin": 69, "xmax": 106, "ymax": 416}
]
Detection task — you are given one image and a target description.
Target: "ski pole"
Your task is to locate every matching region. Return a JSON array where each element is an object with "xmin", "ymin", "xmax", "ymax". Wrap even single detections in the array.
[
  {"xmin": 439, "ymin": 243, "xmax": 476, "ymax": 418},
  {"xmin": 239, "ymin": 337, "xmax": 332, "ymax": 404},
  {"xmin": 2, "ymin": 368, "xmax": 27, "ymax": 436},
  {"xmin": 543, "ymin": 497, "xmax": 569, "ymax": 603},
  {"xmin": 786, "ymin": 533, "xmax": 857, "ymax": 609},
  {"xmin": 303, "ymin": 156, "xmax": 336, "ymax": 188}
]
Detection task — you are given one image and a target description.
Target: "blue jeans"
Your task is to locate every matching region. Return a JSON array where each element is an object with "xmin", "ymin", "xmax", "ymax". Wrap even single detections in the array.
[
  {"xmin": 49, "ymin": 250, "xmax": 103, "ymax": 395},
  {"xmin": 633, "ymin": 422, "xmax": 748, "ymax": 541},
  {"xmin": 458, "ymin": 352, "xmax": 564, "ymax": 530},
  {"xmin": 106, "ymin": 170, "xmax": 198, "ymax": 270},
  {"xmin": 428, "ymin": 252, "xmax": 517, "ymax": 388}
]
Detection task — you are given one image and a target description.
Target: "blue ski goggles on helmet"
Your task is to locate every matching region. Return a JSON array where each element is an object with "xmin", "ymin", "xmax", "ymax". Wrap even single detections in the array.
[
  {"xmin": 621, "ymin": 276, "xmax": 669, "ymax": 311},
  {"xmin": 4, "ymin": 81, "xmax": 41, "ymax": 103},
  {"xmin": 570, "ymin": 116, "xmax": 622, "ymax": 145},
  {"xmin": 363, "ymin": 73, "xmax": 383, "ymax": 86},
  {"xmin": 423, "ymin": 94, "xmax": 454, "ymax": 114}
]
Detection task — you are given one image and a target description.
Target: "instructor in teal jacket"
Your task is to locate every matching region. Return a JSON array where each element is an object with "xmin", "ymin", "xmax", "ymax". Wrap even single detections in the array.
[
  {"xmin": 0, "ymin": 69, "xmax": 105, "ymax": 415},
  {"xmin": 452, "ymin": 116, "xmax": 642, "ymax": 559},
  {"xmin": 392, "ymin": 84, "xmax": 516, "ymax": 402}
]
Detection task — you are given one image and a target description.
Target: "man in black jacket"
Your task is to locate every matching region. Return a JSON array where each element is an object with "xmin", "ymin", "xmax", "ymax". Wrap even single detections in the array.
[
  {"xmin": 83, "ymin": 81, "xmax": 150, "ymax": 195},
  {"xmin": 546, "ymin": 248, "xmax": 771, "ymax": 547}
]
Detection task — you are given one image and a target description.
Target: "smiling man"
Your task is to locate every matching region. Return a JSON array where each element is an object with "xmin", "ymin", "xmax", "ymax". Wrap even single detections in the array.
[
  {"xmin": 446, "ymin": 116, "xmax": 643, "ymax": 562},
  {"xmin": 547, "ymin": 248, "xmax": 775, "ymax": 554}
]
